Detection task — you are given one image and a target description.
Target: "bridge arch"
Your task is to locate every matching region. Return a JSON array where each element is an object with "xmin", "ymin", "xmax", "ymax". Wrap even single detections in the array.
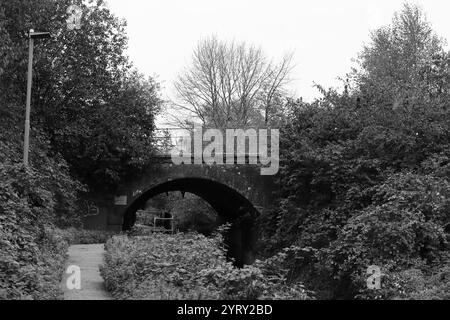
[
  {"xmin": 82, "ymin": 162, "xmax": 276, "ymax": 265},
  {"xmin": 121, "ymin": 177, "xmax": 259, "ymax": 266}
]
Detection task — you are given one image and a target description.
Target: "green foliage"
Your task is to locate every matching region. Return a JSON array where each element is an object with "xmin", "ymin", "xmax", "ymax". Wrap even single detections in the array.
[
  {"xmin": 101, "ymin": 233, "xmax": 312, "ymax": 300},
  {"xmin": 136, "ymin": 210, "xmax": 158, "ymax": 226},
  {"xmin": 0, "ymin": 162, "xmax": 80, "ymax": 299},
  {"xmin": 0, "ymin": 81, "xmax": 83, "ymax": 300},
  {"xmin": 258, "ymin": 4, "xmax": 450, "ymax": 299},
  {"xmin": 0, "ymin": 0, "xmax": 162, "ymax": 190},
  {"xmin": 0, "ymin": 222, "xmax": 69, "ymax": 300},
  {"xmin": 0, "ymin": 0, "xmax": 163, "ymax": 301},
  {"xmin": 61, "ymin": 227, "xmax": 118, "ymax": 245},
  {"xmin": 354, "ymin": 3, "xmax": 447, "ymax": 108},
  {"xmin": 0, "ymin": 0, "xmax": 161, "ymax": 299},
  {"xmin": 101, "ymin": 233, "xmax": 227, "ymax": 299},
  {"xmin": 142, "ymin": 193, "xmax": 219, "ymax": 235},
  {"xmin": 405, "ymin": 263, "xmax": 450, "ymax": 300},
  {"xmin": 355, "ymin": 257, "xmax": 450, "ymax": 300},
  {"xmin": 171, "ymin": 194, "xmax": 218, "ymax": 235}
]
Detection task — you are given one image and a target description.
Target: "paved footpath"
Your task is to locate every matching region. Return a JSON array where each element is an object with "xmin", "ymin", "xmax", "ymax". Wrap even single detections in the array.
[{"xmin": 61, "ymin": 244, "xmax": 112, "ymax": 300}]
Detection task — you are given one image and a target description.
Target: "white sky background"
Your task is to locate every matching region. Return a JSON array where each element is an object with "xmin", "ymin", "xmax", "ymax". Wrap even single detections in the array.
[{"xmin": 105, "ymin": 0, "xmax": 450, "ymax": 126}]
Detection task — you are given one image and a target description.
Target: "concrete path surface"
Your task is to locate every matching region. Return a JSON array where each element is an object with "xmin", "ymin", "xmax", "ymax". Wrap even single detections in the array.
[{"xmin": 61, "ymin": 244, "xmax": 112, "ymax": 300}]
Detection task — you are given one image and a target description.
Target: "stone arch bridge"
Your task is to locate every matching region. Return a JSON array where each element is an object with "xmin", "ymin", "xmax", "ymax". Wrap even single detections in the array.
[{"xmin": 82, "ymin": 155, "xmax": 277, "ymax": 265}]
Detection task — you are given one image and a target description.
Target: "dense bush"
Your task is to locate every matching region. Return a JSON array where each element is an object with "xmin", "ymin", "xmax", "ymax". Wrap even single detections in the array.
[
  {"xmin": 0, "ymin": 95, "xmax": 83, "ymax": 301},
  {"xmin": 0, "ymin": 226, "xmax": 69, "ymax": 300},
  {"xmin": 172, "ymin": 195, "xmax": 218, "ymax": 235},
  {"xmin": 0, "ymin": 163, "xmax": 81, "ymax": 299},
  {"xmin": 141, "ymin": 192, "xmax": 219, "ymax": 235},
  {"xmin": 0, "ymin": 164, "xmax": 113, "ymax": 300},
  {"xmin": 1, "ymin": 0, "xmax": 161, "ymax": 300},
  {"xmin": 260, "ymin": 100, "xmax": 450, "ymax": 299},
  {"xmin": 0, "ymin": 165, "xmax": 74, "ymax": 299},
  {"xmin": 354, "ymin": 258, "xmax": 450, "ymax": 300},
  {"xmin": 101, "ymin": 232, "xmax": 313, "ymax": 300},
  {"xmin": 136, "ymin": 209, "xmax": 159, "ymax": 226},
  {"xmin": 257, "ymin": 4, "xmax": 450, "ymax": 299},
  {"xmin": 61, "ymin": 228, "xmax": 118, "ymax": 245}
]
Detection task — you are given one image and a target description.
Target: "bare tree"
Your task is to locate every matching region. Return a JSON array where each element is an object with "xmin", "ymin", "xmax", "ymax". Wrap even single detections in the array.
[{"xmin": 172, "ymin": 36, "xmax": 294, "ymax": 128}]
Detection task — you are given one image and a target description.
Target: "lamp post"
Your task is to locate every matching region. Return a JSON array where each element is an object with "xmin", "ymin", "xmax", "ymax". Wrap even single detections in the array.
[{"xmin": 23, "ymin": 29, "xmax": 51, "ymax": 166}]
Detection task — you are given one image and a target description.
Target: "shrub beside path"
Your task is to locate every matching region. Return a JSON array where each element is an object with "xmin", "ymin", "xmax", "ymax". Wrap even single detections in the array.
[{"xmin": 61, "ymin": 244, "xmax": 112, "ymax": 300}]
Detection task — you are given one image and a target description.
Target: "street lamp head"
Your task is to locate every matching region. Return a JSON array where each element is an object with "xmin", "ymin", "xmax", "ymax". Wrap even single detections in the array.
[{"xmin": 29, "ymin": 29, "xmax": 51, "ymax": 39}]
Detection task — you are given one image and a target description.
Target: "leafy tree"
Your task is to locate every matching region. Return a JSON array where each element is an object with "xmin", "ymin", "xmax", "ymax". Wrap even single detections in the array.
[
  {"xmin": 0, "ymin": 0, "xmax": 162, "ymax": 190},
  {"xmin": 259, "ymin": 4, "xmax": 450, "ymax": 299},
  {"xmin": 352, "ymin": 3, "xmax": 448, "ymax": 109}
]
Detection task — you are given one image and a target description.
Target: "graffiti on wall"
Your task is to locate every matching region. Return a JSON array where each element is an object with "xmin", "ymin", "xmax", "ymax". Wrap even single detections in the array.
[{"xmin": 81, "ymin": 200, "xmax": 100, "ymax": 218}]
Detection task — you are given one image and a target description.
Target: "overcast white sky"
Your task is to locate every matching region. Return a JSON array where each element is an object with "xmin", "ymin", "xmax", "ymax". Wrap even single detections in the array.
[{"xmin": 105, "ymin": 0, "xmax": 450, "ymax": 116}]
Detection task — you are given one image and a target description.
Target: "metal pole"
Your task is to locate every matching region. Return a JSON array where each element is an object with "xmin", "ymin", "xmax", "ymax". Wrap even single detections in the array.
[{"xmin": 23, "ymin": 34, "xmax": 34, "ymax": 166}]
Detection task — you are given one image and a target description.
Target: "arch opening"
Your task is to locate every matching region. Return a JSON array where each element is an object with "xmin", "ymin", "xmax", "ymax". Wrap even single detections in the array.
[
  {"xmin": 121, "ymin": 177, "xmax": 259, "ymax": 266},
  {"xmin": 136, "ymin": 192, "xmax": 219, "ymax": 236}
]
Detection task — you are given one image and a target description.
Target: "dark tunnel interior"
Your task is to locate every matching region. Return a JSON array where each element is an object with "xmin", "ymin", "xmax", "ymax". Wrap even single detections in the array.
[{"xmin": 121, "ymin": 177, "xmax": 259, "ymax": 266}]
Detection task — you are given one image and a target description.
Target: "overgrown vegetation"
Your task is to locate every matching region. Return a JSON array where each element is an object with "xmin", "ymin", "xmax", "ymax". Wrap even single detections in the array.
[
  {"xmin": 136, "ymin": 192, "xmax": 219, "ymax": 235},
  {"xmin": 2, "ymin": 0, "xmax": 450, "ymax": 301},
  {"xmin": 257, "ymin": 4, "xmax": 450, "ymax": 299},
  {"xmin": 0, "ymin": 100, "xmax": 82, "ymax": 299},
  {"xmin": 1, "ymin": 0, "xmax": 162, "ymax": 191},
  {"xmin": 0, "ymin": 0, "xmax": 160, "ymax": 299},
  {"xmin": 62, "ymin": 228, "xmax": 118, "ymax": 245},
  {"xmin": 101, "ymin": 231, "xmax": 313, "ymax": 300},
  {"xmin": 0, "ymin": 148, "xmax": 80, "ymax": 299}
]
